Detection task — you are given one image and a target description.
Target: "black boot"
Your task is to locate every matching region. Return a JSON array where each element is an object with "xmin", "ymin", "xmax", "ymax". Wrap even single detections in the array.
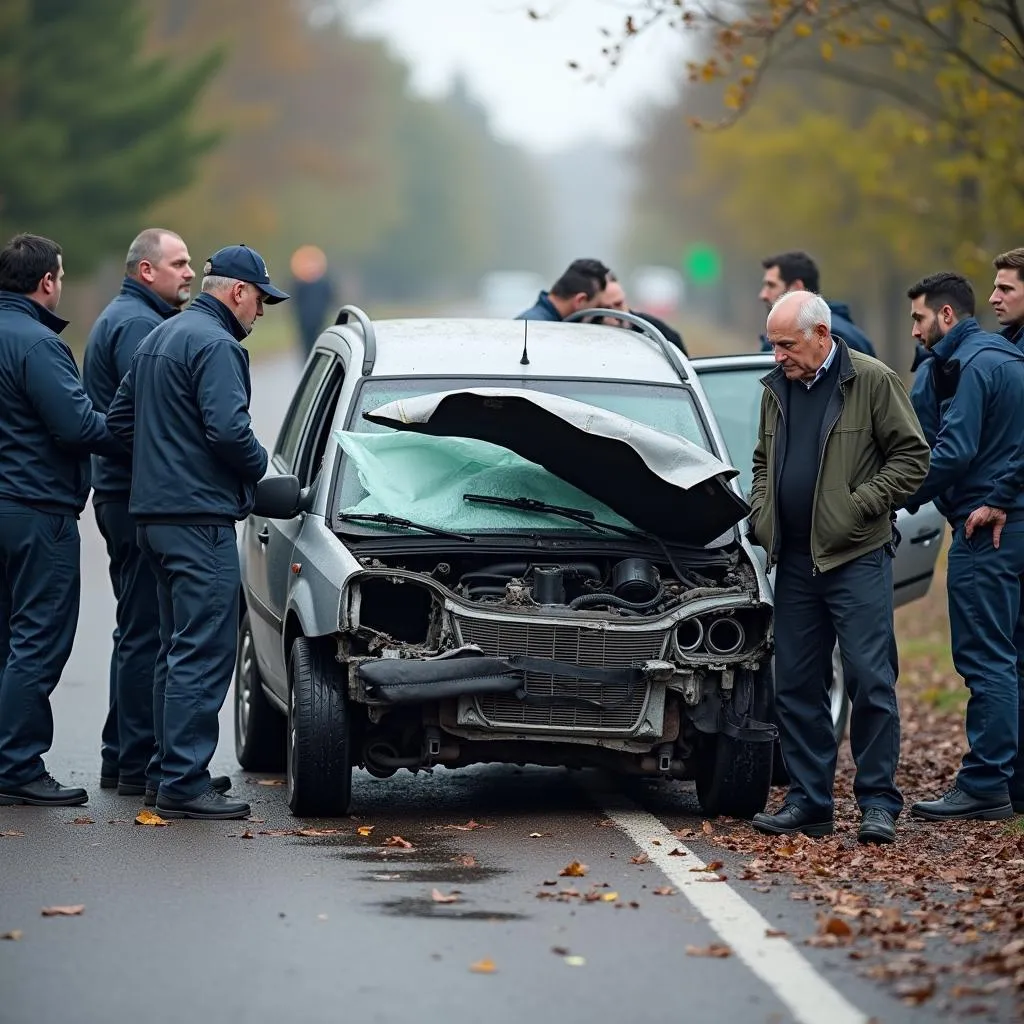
[
  {"xmin": 751, "ymin": 804, "xmax": 833, "ymax": 837},
  {"xmin": 143, "ymin": 775, "xmax": 231, "ymax": 805},
  {"xmin": 155, "ymin": 787, "xmax": 250, "ymax": 820},
  {"xmin": 858, "ymin": 807, "xmax": 896, "ymax": 844},
  {"xmin": 0, "ymin": 773, "xmax": 88, "ymax": 806},
  {"xmin": 910, "ymin": 785, "xmax": 1012, "ymax": 821}
]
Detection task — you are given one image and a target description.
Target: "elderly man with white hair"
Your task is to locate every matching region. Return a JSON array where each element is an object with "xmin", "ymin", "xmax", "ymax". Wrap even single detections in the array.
[{"xmin": 748, "ymin": 290, "xmax": 929, "ymax": 844}]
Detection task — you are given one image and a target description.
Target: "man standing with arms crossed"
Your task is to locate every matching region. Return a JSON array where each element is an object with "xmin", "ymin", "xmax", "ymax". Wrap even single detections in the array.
[
  {"xmin": 0, "ymin": 234, "xmax": 124, "ymax": 806},
  {"xmin": 107, "ymin": 245, "xmax": 288, "ymax": 819},
  {"xmin": 84, "ymin": 229, "xmax": 195, "ymax": 795}
]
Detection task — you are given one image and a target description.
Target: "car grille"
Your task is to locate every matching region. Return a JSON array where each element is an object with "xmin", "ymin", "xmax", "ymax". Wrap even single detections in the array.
[{"xmin": 453, "ymin": 615, "xmax": 667, "ymax": 733}]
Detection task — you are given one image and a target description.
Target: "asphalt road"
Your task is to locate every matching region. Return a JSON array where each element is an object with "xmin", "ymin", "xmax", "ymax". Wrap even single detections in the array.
[{"xmin": 0, "ymin": 346, "xmax": 983, "ymax": 1024}]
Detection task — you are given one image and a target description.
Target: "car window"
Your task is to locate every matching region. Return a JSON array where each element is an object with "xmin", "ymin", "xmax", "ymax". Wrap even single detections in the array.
[
  {"xmin": 296, "ymin": 362, "xmax": 345, "ymax": 488},
  {"xmin": 349, "ymin": 377, "xmax": 710, "ymax": 448},
  {"xmin": 333, "ymin": 376, "xmax": 713, "ymax": 534},
  {"xmin": 274, "ymin": 352, "xmax": 331, "ymax": 470},
  {"xmin": 694, "ymin": 367, "xmax": 766, "ymax": 496}
]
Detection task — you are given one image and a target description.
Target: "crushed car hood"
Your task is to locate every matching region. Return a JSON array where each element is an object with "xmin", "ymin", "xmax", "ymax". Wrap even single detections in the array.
[{"xmin": 362, "ymin": 387, "xmax": 750, "ymax": 545}]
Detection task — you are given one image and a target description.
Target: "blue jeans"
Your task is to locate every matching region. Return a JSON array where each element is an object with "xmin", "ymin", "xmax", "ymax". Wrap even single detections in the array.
[
  {"xmin": 947, "ymin": 521, "xmax": 1024, "ymax": 801},
  {"xmin": 0, "ymin": 500, "xmax": 80, "ymax": 786},
  {"xmin": 773, "ymin": 546, "xmax": 903, "ymax": 818},
  {"xmin": 137, "ymin": 523, "xmax": 239, "ymax": 801}
]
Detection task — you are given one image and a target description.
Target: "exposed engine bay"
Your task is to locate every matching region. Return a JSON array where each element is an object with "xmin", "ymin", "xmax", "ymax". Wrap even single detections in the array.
[{"xmin": 335, "ymin": 545, "xmax": 773, "ymax": 788}]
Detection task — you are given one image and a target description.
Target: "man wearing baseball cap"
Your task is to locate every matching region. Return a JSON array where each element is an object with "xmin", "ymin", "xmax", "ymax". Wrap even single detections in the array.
[{"xmin": 106, "ymin": 244, "xmax": 288, "ymax": 820}]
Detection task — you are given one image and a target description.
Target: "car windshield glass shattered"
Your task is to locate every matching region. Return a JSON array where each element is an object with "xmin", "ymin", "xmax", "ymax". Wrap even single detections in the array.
[{"xmin": 333, "ymin": 377, "xmax": 711, "ymax": 538}]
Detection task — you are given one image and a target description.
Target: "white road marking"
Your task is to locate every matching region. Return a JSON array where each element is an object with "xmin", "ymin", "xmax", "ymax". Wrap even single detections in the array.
[{"xmin": 597, "ymin": 798, "xmax": 870, "ymax": 1024}]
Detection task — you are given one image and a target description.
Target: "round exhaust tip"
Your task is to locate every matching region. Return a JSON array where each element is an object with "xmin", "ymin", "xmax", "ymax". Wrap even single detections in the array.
[{"xmin": 705, "ymin": 617, "xmax": 745, "ymax": 657}]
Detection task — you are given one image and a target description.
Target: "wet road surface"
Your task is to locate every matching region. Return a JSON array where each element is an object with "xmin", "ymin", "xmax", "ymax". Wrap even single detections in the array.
[{"xmin": 0, "ymin": 350, "xmax": 990, "ymax": 1024}]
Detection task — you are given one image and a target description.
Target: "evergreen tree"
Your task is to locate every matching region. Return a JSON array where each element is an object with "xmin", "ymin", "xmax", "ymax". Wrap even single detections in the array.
[{"xmin": 0, "ymin": 0, "xmax": 220, "ymax": 272}]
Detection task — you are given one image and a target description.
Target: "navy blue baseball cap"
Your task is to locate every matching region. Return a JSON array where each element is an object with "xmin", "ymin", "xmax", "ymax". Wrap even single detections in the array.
[{"xmin": 206, "ymin": 244, "xmax": 289, "ymax": 303}]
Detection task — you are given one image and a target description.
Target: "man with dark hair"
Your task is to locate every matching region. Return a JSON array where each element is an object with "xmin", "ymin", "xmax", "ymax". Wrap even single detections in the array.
[
  {"xmin": 107, "ymin": 244, "xmax": 288, "ymax": 820},
  {"xmin": 515, "ymin": 258, "xmax": 609, "ymax": 321},
  {"xmin": 902, "ymin": 271, "xmax": 1024, "ymax": 822},
  {"xmin": 599, "ymin": 273, "xmax": 688, "ymax": 355},
  {"xmin": 0, "ymin": 233, "xmax": 123, "ymax": 807},
  {"xmin": 758, "ymin": 250, "xmax": 876, "ymax": 357},
  {"xmin": 83, "ymin": 229, "xmax": 198, "ymax": 796},
  {"xmin": 991, "ymin": 247, "xmax": 1024, "ymax": 349}
]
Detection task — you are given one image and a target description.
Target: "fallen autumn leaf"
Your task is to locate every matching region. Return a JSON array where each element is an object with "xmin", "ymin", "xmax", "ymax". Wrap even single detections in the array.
[
  {"xmin": 1, "ymin": 930, "xmax": 22, "ymax": 940},
  {"xmin": 71, "ymin": 817, "xmax": 94, "ymax": 825},
  {"xmin": 0, "ymin": 830, "xmax": 25, "ymax": 838},
  {"xmin": 469, "ymin": 958, "xmax": 496, "ymax": 974},
  {"xmin": 431, "ymin": 888, "xmax": 460, "ymax": 904},
  {"xmin": 356, "ymin": 825, "xmax": 375, "ymax": 836},
  {"xmin": 41, "ymin": 905, "xmax": 84, "ymax": 917},
  {"xmin": 686, "ymin": 943, "xmax": 731, "ymax": 958},
  {"xmin": 134, "ymin": 810, "xmax": 169, "ymax": 827},
  {"xmin": 255, "ymin": 778, "xmax": 285, "ymax": 786},
  {"xmin": 383, "ymin": 835, "xmax": 414, "ymax": 849},
  {"xmin": 559, "ymin": 860, "xmax": 588, "ymax": 877},
  {"xmin": 630, "ymin": 852, "xmax": 650, "ymax": 865}
]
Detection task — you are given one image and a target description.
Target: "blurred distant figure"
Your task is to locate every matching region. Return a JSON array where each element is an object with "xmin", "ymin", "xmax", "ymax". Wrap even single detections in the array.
[
  {"xmin": 757, "ymin": 251, "xmax": 876, "ymax": 358},
  {"xmin": 600, "ymin": 272, "xmax": 687, "ymax": 355},
  {"xmin": 515, "ymin": 258, "xmax": 609, "ymax": 321},
  {"xmin": 289, "ymin": 245, "xmax": 335, "ymax": 359}
]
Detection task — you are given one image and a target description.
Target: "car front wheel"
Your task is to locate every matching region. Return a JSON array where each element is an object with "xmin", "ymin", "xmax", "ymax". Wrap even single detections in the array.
[
  {"xmin": 287, "ymin": 636, "xmax": 352, "ymax": 817},
  {"xmin": 695, "ymin": 667, "xmax": 774, "ymax": 819}
]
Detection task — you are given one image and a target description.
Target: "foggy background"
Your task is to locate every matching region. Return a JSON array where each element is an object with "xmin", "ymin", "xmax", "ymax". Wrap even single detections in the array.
[{"xmin": 3, "ymin": 0, "xmax": 1020, "ymax": 370}]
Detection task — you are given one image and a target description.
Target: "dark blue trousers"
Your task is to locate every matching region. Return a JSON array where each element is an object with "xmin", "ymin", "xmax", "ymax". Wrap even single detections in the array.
[
  {"xmin": 774, "ymin": 546, "xmax": 903, "ymax": 818},
  {"xmin": 0, "ymin": 500, "xmax": 80, "ymax": 787},
  {"xmin": 947, "ymin": 522, "xmax": 1024, "ymax": 801},
  {"xmin": 94, "ymin": 499, "xmax": 161, "ymax": 782},
  {"xmin": 137, "ymin": 523, "xmax": 239, "ymax": 801}
]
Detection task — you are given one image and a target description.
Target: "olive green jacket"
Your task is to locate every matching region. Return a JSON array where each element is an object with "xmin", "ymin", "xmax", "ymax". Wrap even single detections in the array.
[{"xmin": 749, "ymin": 342, "xmax": 930, "ymax": 573}]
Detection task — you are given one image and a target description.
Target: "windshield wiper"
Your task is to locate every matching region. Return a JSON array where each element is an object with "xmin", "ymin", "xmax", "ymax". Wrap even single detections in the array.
[
  {"xmin": 462, "ymin": 493, "xmax": 647, "ymax": 540},
  {"xmin": 337, "ymin": 512, "xmax": 475, "ymax": 542}
]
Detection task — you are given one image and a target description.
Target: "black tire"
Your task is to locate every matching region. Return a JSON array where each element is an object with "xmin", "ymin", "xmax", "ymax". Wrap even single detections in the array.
[
  {"xmin": 234, "ymin": 611, "xmax": 287, "ymax": 772},
  {"xmin": 769, "ymin": 644, "xmax": 850, "ymax": 786},
  {"xmin": 695, "ymin": 668, "xmax": 774, "ymax": 819},
  {"xmin": 287, "ymin": 636, "xmax": 352, "ymax": 817}
]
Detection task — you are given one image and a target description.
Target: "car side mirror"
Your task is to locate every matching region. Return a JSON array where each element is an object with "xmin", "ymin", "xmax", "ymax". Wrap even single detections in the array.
[{"xmin": 253, "ymin": 474, "xmax": 302, "ymax": 519}]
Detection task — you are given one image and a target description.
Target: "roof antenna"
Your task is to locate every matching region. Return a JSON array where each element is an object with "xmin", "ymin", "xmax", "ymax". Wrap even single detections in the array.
[{"xmin": 520, "ymin": 319, "xmax": 530, "ymax": 366}]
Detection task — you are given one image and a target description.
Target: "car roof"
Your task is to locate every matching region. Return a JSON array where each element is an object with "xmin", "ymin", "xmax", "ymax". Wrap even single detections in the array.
[
  {"xmin": 323, "ymin": 317, "xmax": 690, "ymax": 384},
  {"xmin": 688, "ymin": 353, "xmax": 774, "ymax": 372}
]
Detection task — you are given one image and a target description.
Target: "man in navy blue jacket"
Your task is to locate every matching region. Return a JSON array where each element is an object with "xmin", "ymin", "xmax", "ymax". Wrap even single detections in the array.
[
  {"xmin": 758, "ymin": 251, "xmax": 877, "ymax": 357},
  {"xmin": 903, "ymin": 272, "xmax": 1024, "ymax": 822},
  {"xmin": 515, "ymin": 258, "xmax": 610, "ymax": 321},
  {"xmin": 107, "ymin": 244, "xmax": 287, "ymax": 820},
  {"xmin": 0, "ymin": 233, "xmax": 124, "ymax": 807},
  {"xmin": 83, "ymin": 228, "xmax": 196, "ymax": 796}
]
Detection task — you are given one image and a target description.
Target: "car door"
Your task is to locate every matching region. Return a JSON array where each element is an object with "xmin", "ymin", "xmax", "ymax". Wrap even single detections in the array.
[
  {"xmin": 245, "ymin": 352, "xmax": 333, "ymax": 692},
  {"xmin": 691, "ymin": 358, "xmax": 944, "ymax": 606}
]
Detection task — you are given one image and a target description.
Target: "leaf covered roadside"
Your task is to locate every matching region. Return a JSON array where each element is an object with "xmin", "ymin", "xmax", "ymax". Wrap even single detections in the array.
[{"xmin": 696, "ymin": 560, "xmax": 1024, "ymax": 1012}]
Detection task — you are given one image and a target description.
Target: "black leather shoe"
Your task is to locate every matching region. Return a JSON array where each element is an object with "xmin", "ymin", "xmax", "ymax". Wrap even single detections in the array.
[
  {"xmin": 117, "ymin": 777, "xmax": 148, "ymax": 796},
  {"xmin": 1013, "ymin": 800, "xmax": 1024, "ymax": 815},
  {"xmin": 0, "ymin": 773, "xmax": 88, "ymax": 806},
  {"xmin": 155, "ymin": 787, "xmax": 250, "ymax": 820},
  {"xmin": 858, "ymin": 807, "xmax": 896, "ymax": 844},
  {"xmin": 911, "ymin": 785, "xmax": 1012, "ymax": 821},
  {"xmin": 751, "ymin": 804, "xmax": 834, "ymax": 837},
  {"xmin": 144, "ymin": 775, "xmax": 230, "ymax": 805},
  {"xmin": 100, "ymin": 767, "xmax": 118, "ymax": 790}
]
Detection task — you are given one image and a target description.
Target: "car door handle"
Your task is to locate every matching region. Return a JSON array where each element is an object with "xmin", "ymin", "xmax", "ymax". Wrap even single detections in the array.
[
  {"xmin": 256, "ymin": 526, "xmax": 270, "ymax": 545},
  {"xmin": 910, "ymin": 528, "xmax": 941, "ymax": 545}
]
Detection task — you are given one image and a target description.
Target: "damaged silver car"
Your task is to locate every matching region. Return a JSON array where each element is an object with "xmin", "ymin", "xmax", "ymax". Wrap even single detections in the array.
[{"xmin": 236, "ymin": 308, "xmax": 777, "ymax": 818}]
